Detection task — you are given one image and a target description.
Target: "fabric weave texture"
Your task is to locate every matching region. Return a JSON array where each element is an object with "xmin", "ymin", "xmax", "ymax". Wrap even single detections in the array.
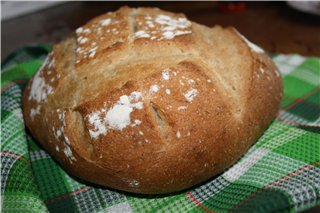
[{"xmin": 1, "ymin": 46, "xmax": 319, "ymax": 213}]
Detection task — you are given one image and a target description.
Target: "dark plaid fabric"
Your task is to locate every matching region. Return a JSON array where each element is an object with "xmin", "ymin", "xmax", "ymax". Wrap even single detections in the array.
[{"xmin": 1, "ymin": 47, "xmax": 319, "ymax": 212}]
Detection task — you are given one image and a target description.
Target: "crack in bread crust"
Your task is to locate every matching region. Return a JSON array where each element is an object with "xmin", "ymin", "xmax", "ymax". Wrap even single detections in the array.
[{"xmin": 149, "ymin": 101, "xmax": 170, "ymax": 142}]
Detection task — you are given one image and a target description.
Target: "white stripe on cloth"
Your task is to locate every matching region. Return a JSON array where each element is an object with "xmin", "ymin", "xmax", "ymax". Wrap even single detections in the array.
[
  {"xmin": 108, "ymin": 202, "xmax": 133, "ymax": 213},
  {"xmin": 73, "ymin": 187, "xmax": 103, "ymax": 213},
  {"xmin": 290, "ymin": 67, "xmax": 320, "ymax": 86},
  {"xmin": 97, "ymin": 188, "xmax": 126, "ymax": 206},
  {"xmin": 29, "ymin": 150, "xmax": 50, "ymax": 161},
  {"xmin": 12, "ymin": 108, "xmax": 24, "ymax": 120},
  {"xmin": 225, "ymin": 151, "xmax": 307, "ymax": 187},
  {"xmin": 278, "ymin": 110, "xmax": 320, "ymax": 127},
  {"xmin": 257, "ymin": 122, "xmax": 305, "ymax": 150},
  {"xmin": 1, "ymin": 95, "xmax": 22, "ymax": 112},
  {"xmin": 1, "ymin": 114, "xmax": 29, "ymax": 194},
  {"xmin": 311, "ymin": 116, "xmax": 320, "ymax": 126},
  {"xmin": 269, "ymin": 165, "xmax": 320, "ymax": 212},
  {"xmin": 1, "ymin": 155, "xmax": 19, "ymax": 194},
  {"xmin": 273, "ymin": 54, "xmax": 305, "ymax": 75},
  {"xmin": 2, "ymin": 113, "xmax": 25, "ymax": 146},
  {"xmin": 190, "ymin": 176, "xmax": 230, "ymax": 203},
  {"xmin": 2, "ymin": 194, "xmax": 48, "ymax": 212},
  {"xmin": 2, "ymin": 83, "xmax": 22, "ymax": 100},
  {"xmin": 223, "ymin": 148, "xmax": 268, "ymax": 182}
]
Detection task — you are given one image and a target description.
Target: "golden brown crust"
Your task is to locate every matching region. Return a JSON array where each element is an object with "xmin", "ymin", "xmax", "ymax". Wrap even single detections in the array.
[{"xmin": 22, "ymin": 7, "xmax": 282, "ymax": 194}]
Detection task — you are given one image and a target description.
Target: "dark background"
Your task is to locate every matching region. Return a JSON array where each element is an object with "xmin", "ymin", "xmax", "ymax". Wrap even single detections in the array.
[
  {"xmin": 1, "ymin": 2, "xmax": 320, "ymax": 212},
  {"xmin": 2, "ymin": 1, "xmax": 320, "ymax": 60}
]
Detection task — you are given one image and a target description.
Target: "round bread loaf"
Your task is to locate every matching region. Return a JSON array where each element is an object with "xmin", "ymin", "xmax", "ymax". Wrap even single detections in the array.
[{"xmin": 22, "ymin": 7, "xmax": 282, "ymax": 194}]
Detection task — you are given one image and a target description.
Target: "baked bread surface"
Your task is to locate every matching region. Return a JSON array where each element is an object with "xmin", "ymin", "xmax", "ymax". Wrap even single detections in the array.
[{"xmin": 23, "ymin": 7, "xmax": 282, "ymax": 194}]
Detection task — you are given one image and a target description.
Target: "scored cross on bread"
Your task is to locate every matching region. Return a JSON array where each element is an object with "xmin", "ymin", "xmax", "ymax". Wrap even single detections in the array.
[{"xmin": 23, "ymin": 7, "xmax": 282, "ymax": 194}]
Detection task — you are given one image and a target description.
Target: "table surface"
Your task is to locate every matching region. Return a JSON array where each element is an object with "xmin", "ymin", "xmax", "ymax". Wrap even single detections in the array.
[{"xmin": 1, "ymin": 2, "xmax": 320, "ymax": 212}]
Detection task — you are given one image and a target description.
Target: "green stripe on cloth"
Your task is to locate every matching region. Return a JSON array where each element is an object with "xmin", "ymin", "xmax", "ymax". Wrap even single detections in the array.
[
  {"xmin": 2, "ymin": 194, "xmax": 48, "ymax": 212},
  {"xmin": 1, "ymin": 46, "xmax": 319, "ymax": 213},
  {"xmin": 1, "ymin": 60, "xmax": 43, "ymax": 90},
  {"xmin": 1, "ymin": 44, "xmax": 51, "ymax": 71},
  {"xmin": 283, "ymin": 76, "xmax": 316, "ymax": 100}
]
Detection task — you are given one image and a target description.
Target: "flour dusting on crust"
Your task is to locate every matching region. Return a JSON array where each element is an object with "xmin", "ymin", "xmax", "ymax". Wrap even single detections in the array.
[
  {"xmin": 28, "ymin": 53, "xmax": 59, "ymax": 119},
  {"xmin": 51, "ymin": 109, "xmax": 77, "ymax": 162},
  {"xmin": 87, "ymin": 91, "xmax": 144, "ymax": 139},
  {"xmin": 150, "ymin": 84, "xmax": 159, "ymax": 93},
  {"xmin": 162, "ymin": 69, "xmax": 170, "ymax": 80},
  {"xmin": 29, "ymin": 55, "xmax": 54, "ymax": 103},
  {"xmin": 134, "ymin": 14, "xmax": 192, "ymax": 40},
  {"xmin": 184, "ymin": 88, "xmax": 198, "ymax": 103},
  {"xmin": 75, "ymin": 13, "xmax": 126, "ymax": 64}
]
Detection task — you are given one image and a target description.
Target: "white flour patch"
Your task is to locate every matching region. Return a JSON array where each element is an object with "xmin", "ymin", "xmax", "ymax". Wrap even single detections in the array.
[
  {"xmin": 162, "ymin": 69, "xmax": 170, "ymax": 80},
  {"xmin": 78, "ymin": 37, "xmax": 89, "ymax": 44},
  {"xmin": 188, "ymin": 79, "xmax": 195, "ymax": 84},
  {"xmin": 155, "ymin": 15, "xmax": 191, "ymax": 40},
  {"xmin": 29, "ymin": 53, "xmax": 57, "ymax": 119},
  {"xmin": 150, "ymin": 84, "xmax": 159, "ymax": 93},
  {"xmin": 76, "ymin": 27, "xmax": 83, "ymax": 33},
  {"xmin": 53, "ymin": 109, "xmax": 77, "ymax": 163},
  {"xmin": 135, "ymin": 14, "xmax": 192, "ymax": 41},
  {"xmin": 64, "ymin": 146, "xmax": 77, "ymax": 162},
  {"xmin": 177, "ymin": 106, "xmax": 187, "ymax": 111},
  {"xmin": 88, "ymin": 110, "xmax": 107, "ymax": 138},
  {"xmin": 28, "ymin": 55, "xmax": 54, "ymax": 103},
  {"xmin": 87, "ymin": 92, "xmax": 144, "ymax": 138},
  {"xmin": 135, "ymin": 30, "xmax": 150, "ymax": 38},
  {"xmin": 184, "ymin": 88, "xmax": 198, "ymax": 103},
  {"xmin": 128, "ymin": 180, "xmax": 140, "ymax": 188},
  {"xmin": 100, "ymin": 18, "xmax": 111, "ymax": 26},
  {"xmin": 30, "ymin": 106, "xmax": 41, "ymax": 120},
  {"xmin": 134, "ymin": 119, "xmax": 142, "ymax": 125},
  {"xmin": 176, "ymin": 130, "xmax": 181, "ymax": 139}
]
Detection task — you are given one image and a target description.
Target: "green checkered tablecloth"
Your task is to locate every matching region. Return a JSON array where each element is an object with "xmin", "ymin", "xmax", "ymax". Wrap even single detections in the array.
[{"xmin": 1, "ymin": 45, "xmax": 320, "ymax": 213}]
